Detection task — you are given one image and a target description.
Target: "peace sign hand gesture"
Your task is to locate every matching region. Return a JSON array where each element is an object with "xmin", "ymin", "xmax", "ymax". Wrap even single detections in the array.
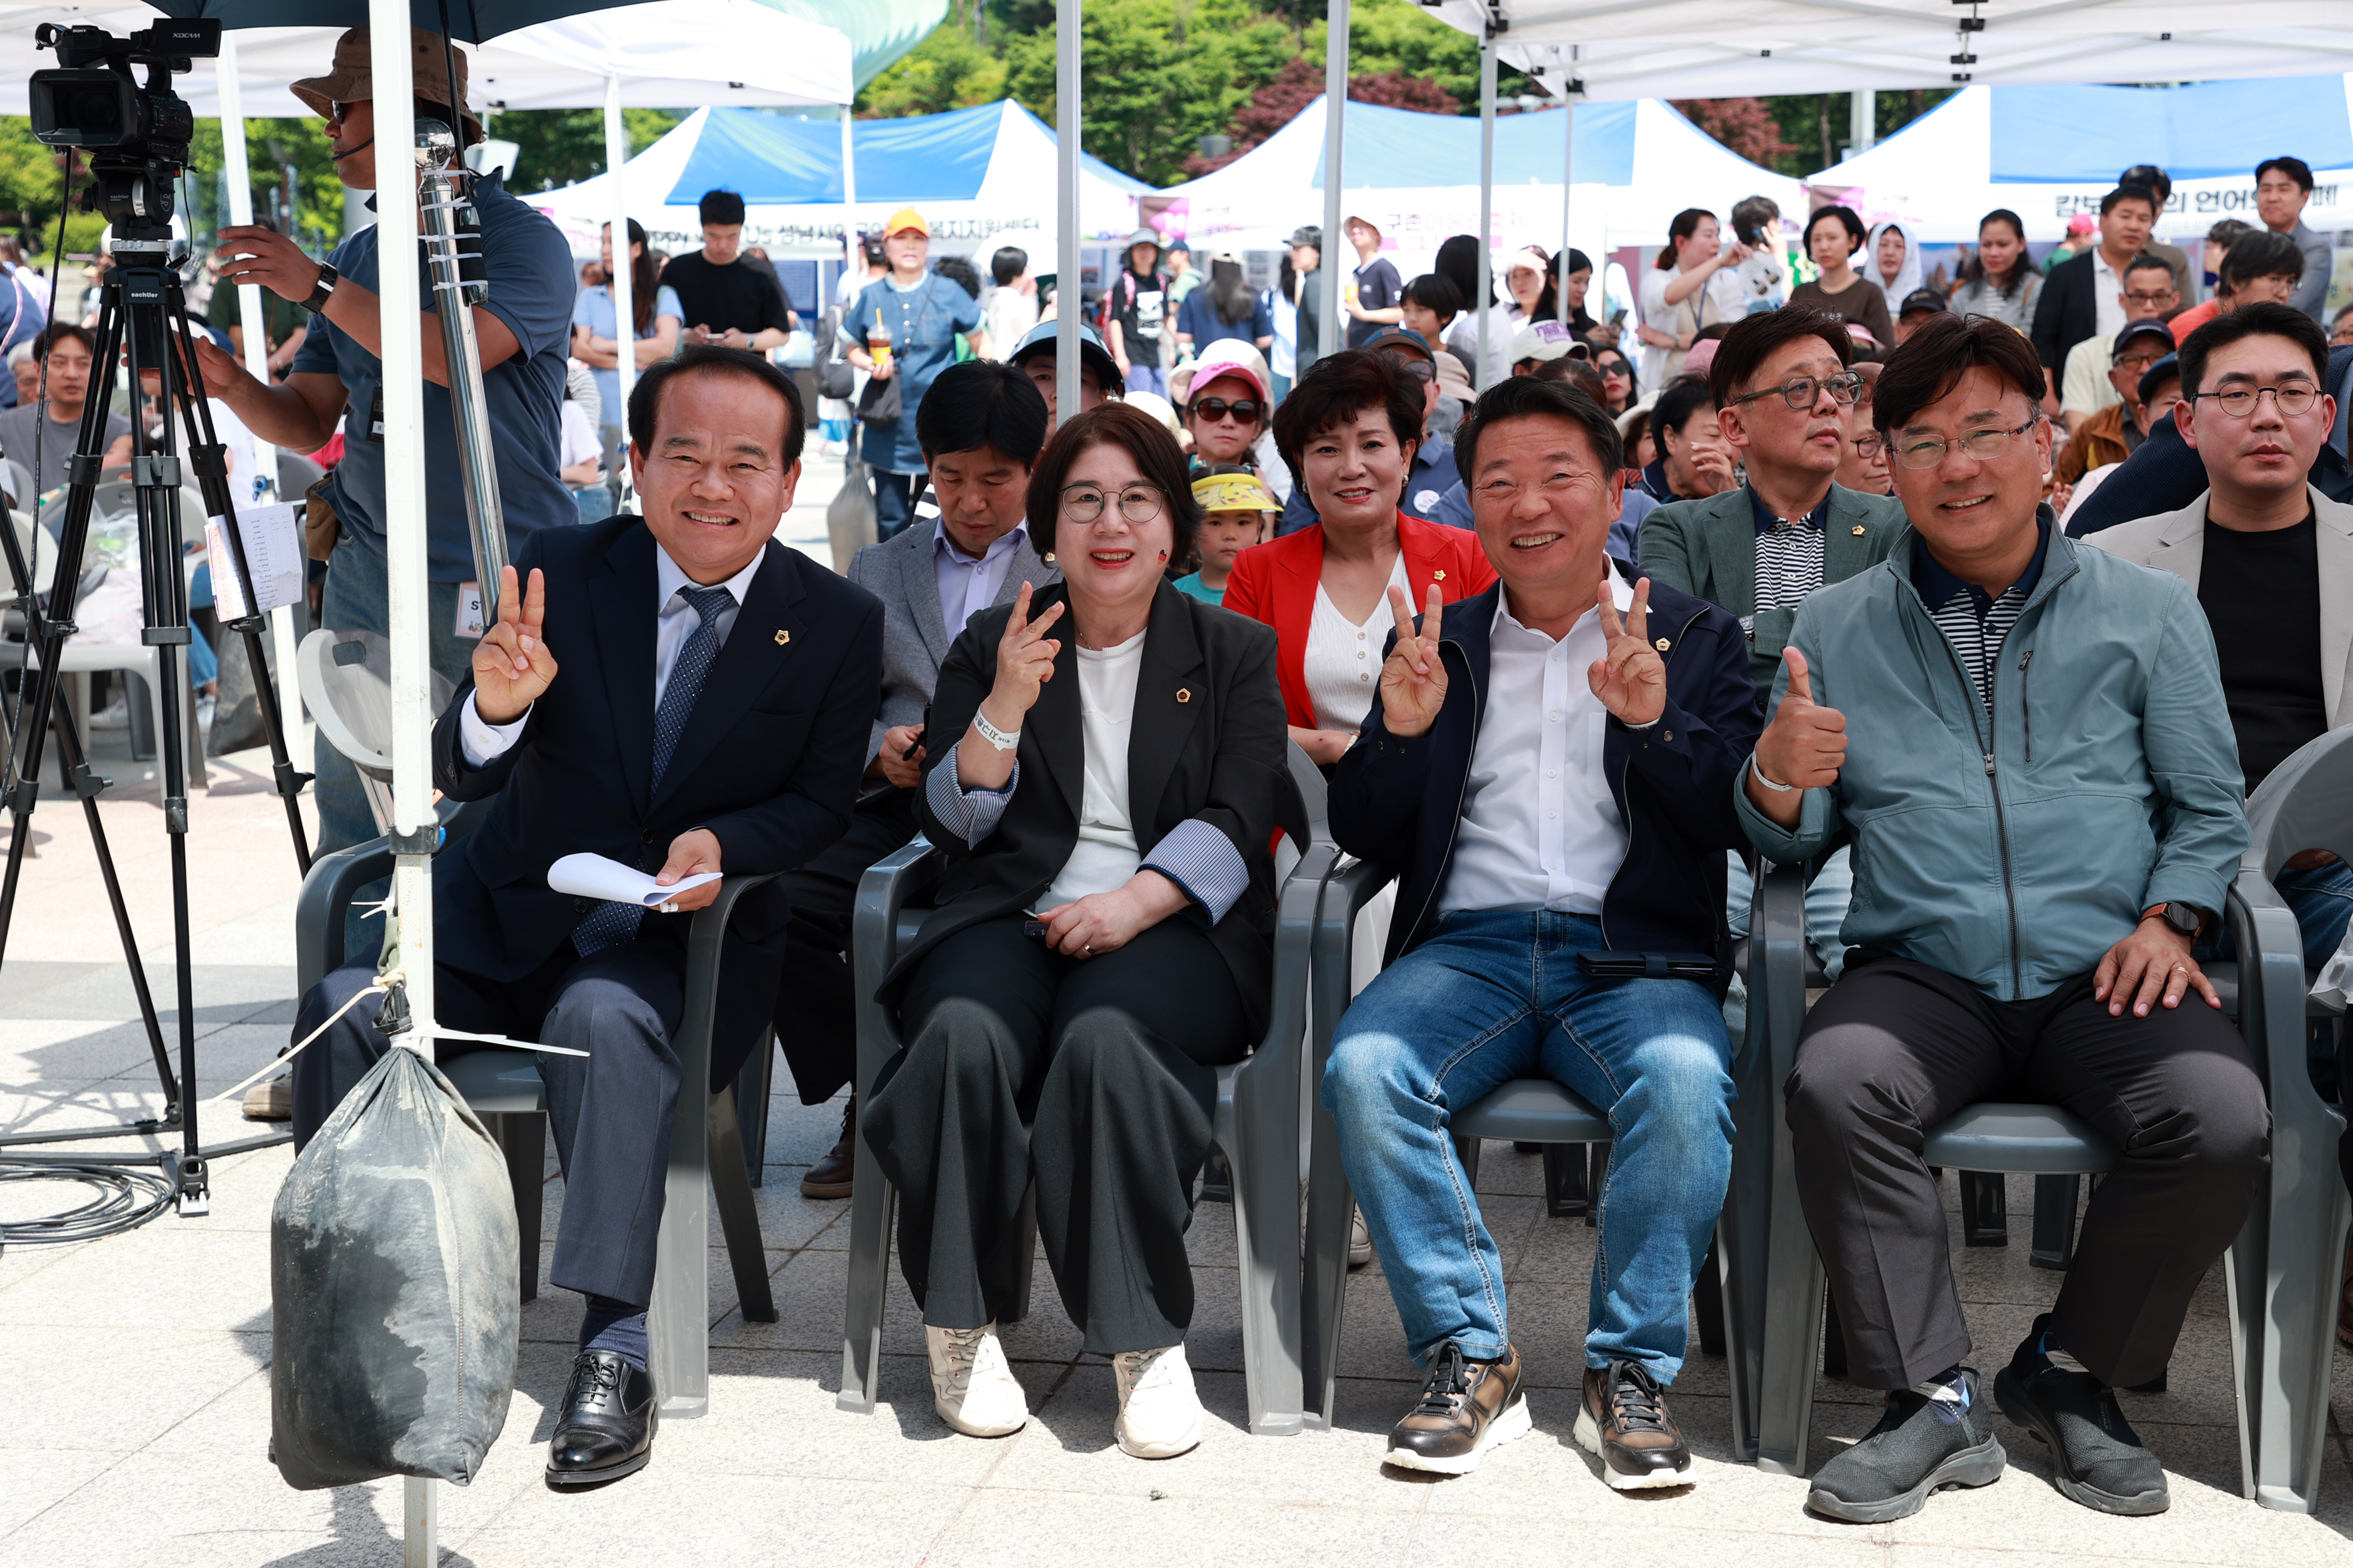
[
  {"xmin": 1589, "ymin": 576, "xmax": 1667, "ymax": 726},
  {"xmin": 987, "ymin": 581, "xmax": 1065, "ymax": 722},
  {"xmin": 1377, "ymin": 584, "xmax": 1449, "ymax": 738},
  {"xmin": 472, "ymin": 564, "xmax": 557, "ymax": 724}
]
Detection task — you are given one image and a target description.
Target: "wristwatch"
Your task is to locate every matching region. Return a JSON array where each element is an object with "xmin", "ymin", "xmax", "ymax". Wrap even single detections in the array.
[
  {"xmin": 2145, "ymin": 901, "xmax": 2202, "ymax": 939},
  {"xmin": 300, "ymin": 260, "xmax": 339, "ymax": 315}
]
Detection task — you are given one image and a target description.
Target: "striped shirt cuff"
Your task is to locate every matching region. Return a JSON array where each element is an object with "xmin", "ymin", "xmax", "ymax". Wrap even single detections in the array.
[
  {"xmin": 927, "ymin": 746, "xmax": 1019, "ymax": 848},
  {"xmin": 1143, "ymin": 818, "xmax": 1250, "ymax": 925}
]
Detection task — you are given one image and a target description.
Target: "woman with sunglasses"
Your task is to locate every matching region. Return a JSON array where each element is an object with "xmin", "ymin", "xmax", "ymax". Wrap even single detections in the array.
[
  {"xmin": 870, "ymin": 401, "xmax": 1303, "ymax": 1461},
  {"xmin": 1222, "ymin": 351, "xmax": 1495, "ymax": 769},
  {"xmin": 1181, "ymin": 338, "xmax": 1276, "ymax": 476},
  {"xmin": 1592, "ymin": 346, "xmax": 1638, "ymax": 414}
]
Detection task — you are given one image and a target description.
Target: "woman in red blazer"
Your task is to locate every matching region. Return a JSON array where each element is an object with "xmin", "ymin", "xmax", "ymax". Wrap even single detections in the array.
[{"xmin": 1223, "ymin": 351, "xmax": 1496, "ymax": 764}]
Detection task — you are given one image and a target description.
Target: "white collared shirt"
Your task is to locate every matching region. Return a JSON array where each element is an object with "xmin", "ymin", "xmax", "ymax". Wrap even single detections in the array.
[
  {"xmin": 459, "ymin": 542, "xmax": 763, "ymax": 767},
  {"xmin": 2091, "ymin": 249, "xmax": 2125, "ymax": 342},
  {"xmin": 1437, "ymin": 577, "xmax": 1634, "ymax": 917}
]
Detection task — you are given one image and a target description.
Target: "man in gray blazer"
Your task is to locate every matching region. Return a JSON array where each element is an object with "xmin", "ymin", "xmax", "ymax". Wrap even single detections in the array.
[
  {"xmin": 1640, "ymin": 308, "xmax": 1907, "ymax": 993},
  {"xmin": 775, "ymin": 361, "xmax": 1059, "ymax": 1196},
  {"xmin": 2088, "ymin": 303, "xmax": 2353, "ymax": 1000}
]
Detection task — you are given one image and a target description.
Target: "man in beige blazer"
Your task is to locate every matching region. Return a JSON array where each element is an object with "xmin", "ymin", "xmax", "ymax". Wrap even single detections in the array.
[{"xmin": 2088, "ymin": 302, "xmax": 2353, "ymax": 999}]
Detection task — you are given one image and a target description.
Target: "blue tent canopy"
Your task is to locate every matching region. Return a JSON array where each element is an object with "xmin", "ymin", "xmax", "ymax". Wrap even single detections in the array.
[
  {"xmin": 1309, "ymin": 100, "xmax": 1636, "ymax": 188},
  {"xmin": 1988, "ymin": 78, "xmax": 2353, "ymax": 183},
  {"xmin": 665, "ymin": 102, "xmax": 1152, "ymax": 206}
]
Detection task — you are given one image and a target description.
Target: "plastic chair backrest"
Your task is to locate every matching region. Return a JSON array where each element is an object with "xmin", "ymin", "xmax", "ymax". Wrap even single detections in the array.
[
  {"xmin": 1, "ymin": 458, "xmax": 28, "ymax": 511},
  {"xmin": 6, "ymin": 510, "xmax": 52, "ymax": 595},
  {"xmin": 296, "ymin": 627, "xmax": 458, "ymax": 782},
  {"xmin": 2244, "ymin": 726, "xmax": 2353, "ymax": 877},
  {"xmin": 277, "ymin": 451, "xmax": 325, "ymax": 498}
]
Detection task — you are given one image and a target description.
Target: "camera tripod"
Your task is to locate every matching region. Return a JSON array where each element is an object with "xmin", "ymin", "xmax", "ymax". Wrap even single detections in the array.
[{"xmin": 0, "ymin": 220, "xmax": 314, "ymax": 1211}]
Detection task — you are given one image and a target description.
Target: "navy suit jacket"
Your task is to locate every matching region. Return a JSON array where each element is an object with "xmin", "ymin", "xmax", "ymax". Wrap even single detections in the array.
[
  {"xmin": 430, "ymin": 515, "xmax": 884, "ymax": 1081},
  {"xmin": 2066, "ymin": 343, "xmax": 2353, "ymax": 538},
  {"xmin": 1327, "ymin": 576, "xmax": 1761, "ymax": 993}
]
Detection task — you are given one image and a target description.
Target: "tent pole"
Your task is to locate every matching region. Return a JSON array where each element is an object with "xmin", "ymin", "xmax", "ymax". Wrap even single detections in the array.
[
  {"xmin": 840, "ymin": 103, "xmax": 858, "ymax": 283},
  {"xmin": 1055, "ymin": 0, "xmax": 1078, "ymax": 420},
  {"xmin": 1557, "ymin": 68, "xmax": 1573, "ymax": 328},
  {"xmin": 1850, "ymin": 90, "xmax": 1875, "ymax": 156},
  {"xmin": 1319, "ymin": 0, "xmax": 1346, "ymax": 370},
  {"xmin": 214, "ymin": 34, "xmax": 300, "ymax": 731},
  {"xmin": 603, "ymin": 73, "xmax": 636, "ymax": 510},
  {"xmin": 1477, "ymin": 33, "xmax": 1495, "ymax": 384}
]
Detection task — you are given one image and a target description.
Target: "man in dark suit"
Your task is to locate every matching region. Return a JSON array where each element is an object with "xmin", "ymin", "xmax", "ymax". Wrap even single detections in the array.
[
  {"xmin": 287, "ymin": 346, "xmax": 884, "ymax": 1486},
  {"xmin": 2031, "ymin": 184, "xmax": 2159, "ymax": 402},
  {"xmin": 1323, "ymin": 377, "xmax": 1761, "ymax": 1488},
  {"xmin": 772, "ymin": 359, "xmax": 1057, "ymax": 1198}
]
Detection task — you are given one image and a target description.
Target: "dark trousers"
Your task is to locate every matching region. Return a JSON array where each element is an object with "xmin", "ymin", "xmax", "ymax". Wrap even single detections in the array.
[
  {"xmin": 872, "ymin": 469, "xmax": 916, "ymax": 541},
  {"xmin": 1786, "ymin": 952, "xmax": 2270, "ymax": 1392},
  {"xmin": 769, "ymin": 787, "xmax": 919, "ymax": 1105},
  {"xmin": 863, "ymin": 915, "xmax": 1249, "ymax": 1355},
  {"xmin": 289, "ymin": 937, "xmax": 689, "ymax": 1308}
]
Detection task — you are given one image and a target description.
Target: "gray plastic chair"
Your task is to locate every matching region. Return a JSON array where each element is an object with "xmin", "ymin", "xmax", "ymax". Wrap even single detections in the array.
[
  {"xmin": 296, "ymin": 628, "xmax": 458, "ymax": 836},
  {"xmin": 294, "ymin": 835, "xmax": 781, "ymax": 1420},
  {"xmin": 276, "ymin": 450, "xmax": 326, "ymax": 501},
  {"xmin": 1753, "ymin": 726, "xmax": 2353, "ymax": 1512},
  {"xmin": 837, "ymin": 746, "xmax": 1336, "ymax": 1436},
  {"xmin": 1301, "ymin": 857, "xmax": 1780, "ymax": 1456}
]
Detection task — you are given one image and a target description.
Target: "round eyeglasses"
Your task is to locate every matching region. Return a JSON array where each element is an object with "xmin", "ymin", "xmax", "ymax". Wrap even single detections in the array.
[
  {"xmin": 1726, "ymin": 371, "xmax": 1866, "ymax": 411},
  {"xmin": 2188, "ymin": 383, "xmax": 2320, "ymax": 419},
  {"xmin": 1060, "ymin": 483, "xmax": 1164, "ymax": 524},
  {"xmin": 1891, "ymin": 413, "xmax": 2039, "ymax": 470}
]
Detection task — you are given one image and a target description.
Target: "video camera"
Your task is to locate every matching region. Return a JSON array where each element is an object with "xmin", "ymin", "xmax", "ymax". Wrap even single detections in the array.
[{"xmin": 28, "ymin": 19, "xmax": 222, "ymax": 232}]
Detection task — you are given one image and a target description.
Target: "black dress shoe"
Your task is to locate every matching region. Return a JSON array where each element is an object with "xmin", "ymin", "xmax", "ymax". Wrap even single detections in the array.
[
  {"xmin": 547, "ymin": 1350, "xmax": 658, "ymax": 1486},
  {"xmin": 801, "ymin": 1097, "xmax": 854, "ymax": 1199}
]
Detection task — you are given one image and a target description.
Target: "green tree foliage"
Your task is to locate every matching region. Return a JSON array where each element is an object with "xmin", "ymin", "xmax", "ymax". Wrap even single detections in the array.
[
  {"xmin": 858, "ymin": 23, "xmax": 1009, "ymax": 118},
  {"xmin": 185, "ymin": 117, "xmax": 347, "ymax": 247},
  {"xmin": 491, "ymin": 107, "xmax": 683, "ymax": 194}
]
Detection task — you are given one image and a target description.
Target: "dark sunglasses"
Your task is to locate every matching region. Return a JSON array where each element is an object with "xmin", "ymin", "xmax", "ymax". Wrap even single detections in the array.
[
  {"xmin": 1377, "ymin": 354, "xmax": 1436, "ymax": 385},
  {"xmin": 1191, "ymin": 397, "xmax": 1263, "ymax": 424}
]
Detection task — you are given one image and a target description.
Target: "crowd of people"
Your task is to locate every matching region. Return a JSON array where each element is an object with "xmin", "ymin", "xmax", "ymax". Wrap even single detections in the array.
[{"xmin": 25, "ymin": 20, "xmax": 2334, "ymax": 1527}]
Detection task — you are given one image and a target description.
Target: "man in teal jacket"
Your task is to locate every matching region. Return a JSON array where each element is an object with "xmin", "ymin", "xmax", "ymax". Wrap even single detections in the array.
[{"xmin": 1740, "ymin": 314, "xmax": 2267, "ymax": 1525}]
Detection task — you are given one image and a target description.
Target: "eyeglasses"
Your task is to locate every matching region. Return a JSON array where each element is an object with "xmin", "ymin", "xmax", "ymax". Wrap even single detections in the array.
[
  {"xmin": 328, "ymin": 101, "xmax": 359, "ymax": 123},
  {"xmin": 2111, "ymin": 350, "xmax": 2166, "ymax": 374},
  {"xmin": 2188, "ymin": 382, "xmax": 2320, "ymax": 418},
  {"xmin": 2121, "ymin": 288, "xmax": 2177, "ymax": 310},
  {"xmin": 1726, "ymin": 371, "xmax": 1865, "ymax": 411},
  {"xmin": 1891, "ymin": 413, "xmax": 2040, "ymax": 470},
  {"xmin": 1848, "ymin": 433, "xmax": 1883, "ymax": 457},
  {"xmin": 1377, "ymin": 355, "xmax": 1435, "ymax": 386},
  {"xmin": 1060, "ymin": 483, "xmax": 1164, "ymax": 523},
  {"xmin": 1189, "ymin": 397, "xmax": 1263, "ymax": 425}
]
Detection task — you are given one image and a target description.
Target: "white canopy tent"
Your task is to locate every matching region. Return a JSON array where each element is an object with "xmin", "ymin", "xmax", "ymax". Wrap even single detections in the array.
[{"xmin": 1803, "ymin": 78, "xmax": 2353, "ymax": 242}]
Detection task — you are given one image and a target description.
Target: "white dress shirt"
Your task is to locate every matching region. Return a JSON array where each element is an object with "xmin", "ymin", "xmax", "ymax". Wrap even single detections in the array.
[
  {"xmin": 1438, "ymin": 577, "xmax": 1635, "ymax": 917},
  {"xmin": 1302, "ymin": 556, "xmax": 1409, "ymax": 734},
  {"xmin": 2090, "ymin": 249, "xmax": 2125, "ymax": 342},
  {"xmin": 933, "ymin": 519, "xmax": 1029, "ymax": 641},
  {"xmin": 460, "ymin": 542, "xmax": 763, "ymax": 767}
]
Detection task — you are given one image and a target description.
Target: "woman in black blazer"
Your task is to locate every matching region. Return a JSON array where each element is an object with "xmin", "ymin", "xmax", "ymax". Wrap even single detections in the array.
[{"xmin": 867, "ymin": 401, "xmax": 1299, "ymax": 1461}]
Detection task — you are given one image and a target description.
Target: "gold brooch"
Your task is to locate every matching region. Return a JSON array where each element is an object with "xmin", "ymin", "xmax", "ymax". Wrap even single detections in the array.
[
  {"xmin": 1176, "ymin": 688, "xmax": 1191, "ymax": 704},
  {"xmin": 1432, "ymin": 569, "xmax": 1447, "ymax": 581},
  {"xmin": 1851, "ymin": 525, "xmax": 1866, "ymax": 536},
  {"xmin": 774, "ymin": 629, "xmax": 791, "ymax": 645},
  {"xmin": 1042, "ymin": 551, "xmax": 1056, "ymax": 563},
  {"xmin": 1654, "ymin": 637, "xmax": 1671, "ymax": 652}
]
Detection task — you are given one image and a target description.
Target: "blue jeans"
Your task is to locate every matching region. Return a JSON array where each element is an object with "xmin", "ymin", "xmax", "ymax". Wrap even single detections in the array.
[
  {"xmin": 1124, "ymin": 362, "xmax": 1168, "ymax": 397},
  {"xmin": 2198, "ymin": 854, "xmax": 2353, "ymax": 1095},
  {"xmin": 872, "ymin": 468, "xmax": 916, "ymax": 541},
  {"xmin": 1723, "ymin": 847, "xmax": 1853, "ymax": 1038},
  {"xmin": 1323, "ymin": 910, "xmax": 1736, "ymax": 1380}
]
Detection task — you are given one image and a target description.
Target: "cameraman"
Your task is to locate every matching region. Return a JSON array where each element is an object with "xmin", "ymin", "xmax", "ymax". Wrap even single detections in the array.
[{"xmin": 192, "ymin": 29, "xmax": 575, "ymax": 858}]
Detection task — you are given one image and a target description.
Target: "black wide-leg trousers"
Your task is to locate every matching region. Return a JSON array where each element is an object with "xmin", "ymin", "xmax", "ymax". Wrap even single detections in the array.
[
  {"xmin": 289, "ymin": 935, "xmax": 689, "ymax": 1308},
  {"xmin": 1786, "ymin": 951, "xmax": 2271, "ymax": 1391},
  {"xmin": 863, "ymin": 915, "xmax": 1251, "ymax": 1356}
]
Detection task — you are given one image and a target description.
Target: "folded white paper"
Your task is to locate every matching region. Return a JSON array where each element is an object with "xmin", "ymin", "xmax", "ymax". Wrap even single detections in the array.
[
  {"xmin": 547, "ymin": 852, "xmax": 721, "ymax": 908},
  {"xmin": 206, "ymin": 501, "xmax": 305, "ymax": 619}
]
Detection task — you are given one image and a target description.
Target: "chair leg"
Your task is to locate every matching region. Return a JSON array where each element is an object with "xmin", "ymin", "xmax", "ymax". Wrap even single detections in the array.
[
  {"xmin": 733, "ymin": 1031, "xmax": 776, "ymax": 1188},
  {"xmin": 2030, "ymin": 1175, "xmax": 2080, "ymax": 1270},
  {"xmin": 1693, "ymin": 1232, "xmax": 1726, "ymax": 1358},
  {"xmin": 1542, "ymin": 1143, "xmax": 1589, "ymax": 1218},
  {"xmin": 1224, "ymin": 1085, "xmax": 1305, "ymax": 1436},
  {"xmin": 495, "ymin": 1112, "xmax": 545, "ymax": 1304},
  {"xmin": 1005, "ymin": 1184, "xmax": 1038, "ymax": 1326},
  {"xmin": 1584, "ymin": 1141, "xmax": 1610, "ymax": 1228},
  {"xmin": 708, "ymin": 1085, "xmax": 777, "ymax": 1324},
  {"xmin": 836, "ymin": 1103, "xmax": 896, "ymax": 1414},
  {"xmin": 1451, "ymin": 1133, "xmax": 1483, "ymax": 1191},
  {"xmin": 1301, "ymin": 1100, "xmax": 1355, "ymax": 1432},
  {"xmin": 1821, "ymin": 1290, "xmax": 1848, "ymax": 1380},
  {"xmin": 1959, "ymin": 1171, "xmax": 2009, "ymax": 1246}
]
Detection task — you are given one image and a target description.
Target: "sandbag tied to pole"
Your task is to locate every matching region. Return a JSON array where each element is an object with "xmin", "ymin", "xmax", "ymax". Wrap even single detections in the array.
[{"xmin": 270, "ymin": 1047, "xmax": 519, "ymax": 1490}]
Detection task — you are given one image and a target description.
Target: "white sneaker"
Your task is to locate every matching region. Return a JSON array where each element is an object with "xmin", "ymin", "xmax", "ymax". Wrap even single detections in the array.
[
  {"xmin": 925, "ymin": 1322, "xmax": 1028, "ymax": 1437},
  {"xmin": 1349, "ymin": 1206, "xmax": 1374, "ymax": 1269},
  {"xmin": 87, "ymin": 696, "xmax": 130, "ymax": 730},
  {"xmin": 1113, "ymin": 1342, "xmax": 1204, "ymax": 1459}
]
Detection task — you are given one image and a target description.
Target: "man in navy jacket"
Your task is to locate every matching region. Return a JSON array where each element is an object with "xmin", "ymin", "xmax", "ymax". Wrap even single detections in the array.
[{"xmin": 1323, "ymin": 377, "xmax": 1759, "ymax": 1489}]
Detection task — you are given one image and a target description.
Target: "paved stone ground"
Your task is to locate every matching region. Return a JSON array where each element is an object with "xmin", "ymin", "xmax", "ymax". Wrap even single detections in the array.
[{"xmin": 4, "ymin": 469, "xmax": 2352, "ymax": 1566}]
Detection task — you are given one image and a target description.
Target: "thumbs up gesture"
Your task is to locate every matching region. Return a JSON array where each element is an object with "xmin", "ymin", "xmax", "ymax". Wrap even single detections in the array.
[{"xmin": 1748, "ymin": 647, "xmax": 1846, "ymax": 819}]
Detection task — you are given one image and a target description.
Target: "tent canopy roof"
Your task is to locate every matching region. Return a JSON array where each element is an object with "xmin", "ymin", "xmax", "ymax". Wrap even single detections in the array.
[
  {"xmin": 1985, "ymin": 77, "xmax": 2353, "ymax": 182},
  {"xmin": 1299, "ymin": 98, "xmax": 1635, "ymax": 188},
  {"xmin": 665, "ymin": 101, "xmax": 1150, "ymax": 207}
]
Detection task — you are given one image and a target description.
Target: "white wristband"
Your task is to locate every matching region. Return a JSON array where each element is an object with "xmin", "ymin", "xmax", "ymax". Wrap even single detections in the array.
[
  {"xmin": 972, "ymin": 710, "xmax": 1020, "ymax": 752},
  {"xmin": 1750, "ymin": 754, "xmax": 1796, "ymax": 794}
]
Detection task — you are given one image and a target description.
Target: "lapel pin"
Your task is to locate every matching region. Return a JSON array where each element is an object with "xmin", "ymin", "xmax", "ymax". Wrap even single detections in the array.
[
  {"xmin": 1176, "ymin": 688, "xmax": 1192, "ymax": 704},
  {"xmin": 1654, "ymin": 637, "xmax": 1672, "ymax": 652},
  {"xmin": 1852, "ymin": 525, "xmax": 1866, "ymax": 535},
  {"xmin": 1042, "ymin": 551, "xmax": 1056, "ymax": 564},
  {"xmin": 1432, "ymin": 569, "xmax": 1447, "ymax": 581},
  {"xmin": 773, "ymin": 629, "xmax": 791, "ymax": 645}
]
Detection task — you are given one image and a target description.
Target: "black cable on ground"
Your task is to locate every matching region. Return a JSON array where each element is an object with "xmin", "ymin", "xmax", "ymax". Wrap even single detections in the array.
[{"xmin": 0, "ymin": 1161, "xmax": 176, "ymax": 1250}]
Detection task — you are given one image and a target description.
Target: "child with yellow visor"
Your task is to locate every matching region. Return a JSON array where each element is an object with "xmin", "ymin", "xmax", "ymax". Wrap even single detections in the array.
[{"xmin": 1174, "ymin": 465, "xmax": 1281, "ymax": 607}]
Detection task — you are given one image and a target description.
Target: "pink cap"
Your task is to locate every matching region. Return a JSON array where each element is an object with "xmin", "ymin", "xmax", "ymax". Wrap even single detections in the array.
[
  {"xmin": 1184, "ymin": 338, "xmax": 1270, "ymax": 405},
  {"xmin": 2065, "ymin": 212, "xmax": 2097, "ymax": 236},
  {"xmin": 1683, "ymin": 338, "xmax": 1720, "ymax": 380}
]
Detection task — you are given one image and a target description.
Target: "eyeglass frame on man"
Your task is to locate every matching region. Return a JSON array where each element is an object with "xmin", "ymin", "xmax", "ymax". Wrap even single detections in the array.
[
  {"xmin": 2185, "ymin": 377, "xmax": 2321, "ymax": 419},
  {"xmin": 1060, "ymin": 481, "xmax": 1166, "ymax": 523},
  {"xmin": 1891, "ymin": 411, "xmax": 2041, "ymax": 471},
  {"xmin": 2120, "ymin": 285, "xmax": 2177, "ymax": 313},
  {"xmin": 1725, "ymin": 370, "xmax": 1866, "ymax": 411}
]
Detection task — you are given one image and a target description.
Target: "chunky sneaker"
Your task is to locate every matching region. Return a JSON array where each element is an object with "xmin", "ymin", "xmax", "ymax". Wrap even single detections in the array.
[
  {"xmin": 1349, "ymin": 1206, "xmax": 1374, "ymax": 1269},
  {"xmin": 1806, "ymin": 1368, "xmax": 2005, "ymax": 1523},
  {"xmin": 1113, "ymin": 1343, "xmax": 1204, "ymax": 1459},
  {"xmin": 1993, "ymin": 1317, "xmax": 2169, "ymax": 1515},
  {"xmin": 925, "ymin": 1322, "xmax": 1029, "ymax": 1437},
  {"xmin": 1576, "ymin": 1360, "xmax": 1692, "ymax": 1489},
  {"xmin": 1383, "ymin": 1341, "xmax": 1531, "ymax": 1475}
]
